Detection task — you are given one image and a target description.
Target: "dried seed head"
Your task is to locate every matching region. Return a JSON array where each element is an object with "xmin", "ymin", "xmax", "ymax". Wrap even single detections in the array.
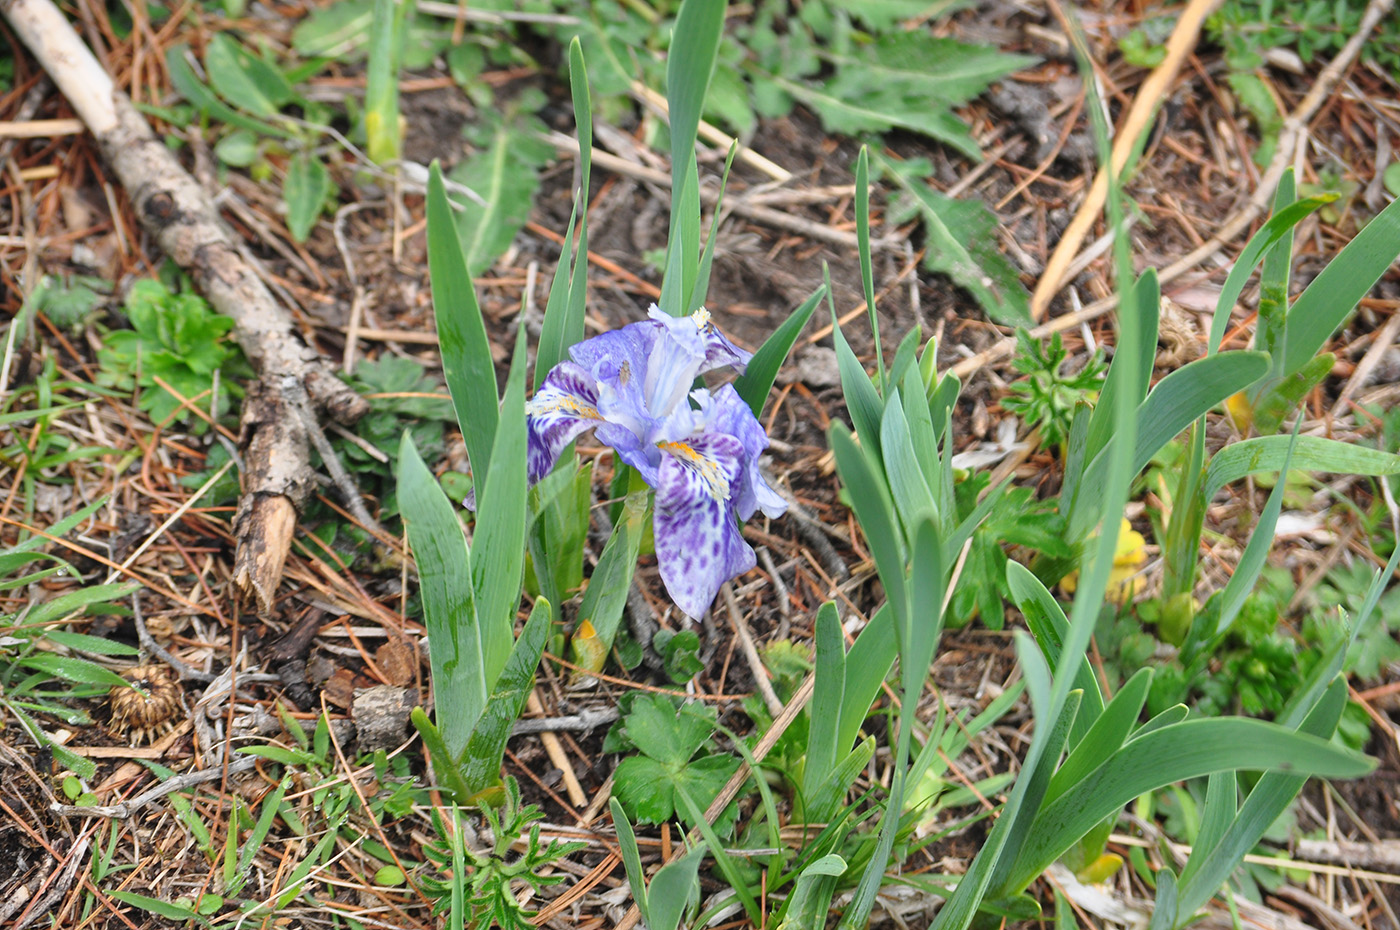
[{"xmin": 108, "ymin": 665, "xmax": 183, "ymax": 745}]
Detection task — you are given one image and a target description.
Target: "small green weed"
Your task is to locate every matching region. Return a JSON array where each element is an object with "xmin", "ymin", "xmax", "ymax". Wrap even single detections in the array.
[
  {"xmin": 96, "ymin": 276, "xmax": 249, "ymax": 433},
  {"xmin": 420, "ymin": 777, "xmax": 585, "ymax": 930},
  {"xmin": 0, "ymin": 499, "xmax": 138, "ymax": 780},
  {"xmin": 605, "ymin": 693, "xmax": 742, "ymax": 827},
  {"xmin": 1003, "ymin": 328, "xmax": 1107, "ymax": 452},
  {"xmin": 1206, "ymin": 0, "xmax": 1400, "ymax": 164}
]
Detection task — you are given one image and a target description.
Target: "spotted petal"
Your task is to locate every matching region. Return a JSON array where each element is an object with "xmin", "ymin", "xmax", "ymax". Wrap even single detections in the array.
[
  {"xmin": 699, "ymin": 384, "xmax": 787, "ymax": 521},
  {"xmin": 653, "ymin": 433, "xmax": 755, "ymax": 619},
  {"xmin": 524, "ymin": 361, "xmax": 604, "ymax": 484}
]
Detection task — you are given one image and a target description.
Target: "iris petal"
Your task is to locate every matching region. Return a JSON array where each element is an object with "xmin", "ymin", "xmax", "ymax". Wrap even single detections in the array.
[
  {"xmin": 653, "ymin": 433, "xmax": 755, "ymax": 619},
  {"xmin": 524, "ymin": 361, "xmax": 603, "ymax": 483},
  {"xmin": 700, "ymin": 384, "xmax": 788, "ymax": 521}
]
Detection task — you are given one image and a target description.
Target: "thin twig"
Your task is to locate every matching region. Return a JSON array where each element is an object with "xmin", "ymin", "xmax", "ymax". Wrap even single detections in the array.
[
  {"xmin": 510, "ymin": 706, "xmax": 620, "ymax": 736},
  {"xmin": 722, "ymin": 582, "xmax": 782, "ymax": 716}
]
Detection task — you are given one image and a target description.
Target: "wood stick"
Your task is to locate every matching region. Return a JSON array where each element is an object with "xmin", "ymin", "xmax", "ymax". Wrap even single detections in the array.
[
  {"xmin": 0, "ymin": 117, "xmax": 84, "ymax": 137},
  {"xmin": 1, "ymin": 0, "xmax": 370, "ymax": 614}
]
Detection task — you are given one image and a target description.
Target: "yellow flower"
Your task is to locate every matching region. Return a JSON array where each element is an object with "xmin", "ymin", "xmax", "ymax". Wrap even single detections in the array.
[
  {"xmin": 1225, "ymin": 390, "xmax": 1253, "ymax": 433},
  {"xmin": 1061, "ymin": 519, "xmax": 1148, "ymax": 604}
]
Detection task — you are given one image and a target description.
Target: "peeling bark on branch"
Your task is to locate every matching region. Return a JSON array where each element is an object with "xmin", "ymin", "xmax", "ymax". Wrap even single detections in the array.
[{"xmin": 2, "ymin": 0, "xmax": 370, "ymax": 614}]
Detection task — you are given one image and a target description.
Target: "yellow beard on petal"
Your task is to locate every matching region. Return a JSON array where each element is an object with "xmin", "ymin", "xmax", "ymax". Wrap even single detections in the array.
[
  {"xmin": 527, "ymin": 394, "xmax": 603, "ymax": 419},
  {"xmin": 658, "ymin": 440, "xmax": 731, "ymax": 501}
]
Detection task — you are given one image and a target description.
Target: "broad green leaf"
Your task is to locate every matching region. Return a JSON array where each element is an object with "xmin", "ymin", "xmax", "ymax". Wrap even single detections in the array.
[
  {"xmin": 448, "ymin": 105, "xmax": 554, "ymax": 276},
  {"xmin": 166, "ymin": 45, "xmax": 294, "ymax": 140},
  {"xmin": 855, "ymin": 148, "xmax": 884, "ymax": 391},
  {"xmin": 773, "ymin": 73, "xmax": 981, "ymax": 160},
  {"xmin": 777, "ymin": 854, "xmax": 847, "ymax": 930},
  {"xmin": 235, "ymin": 745, "xmax": 322, "ymax": 767},
  {"xmin": 1085, "ymin": 270, "xmax": 1159, "ymax": 465},
  {"xmin": 426, "ymin": 160, "xmax": 497, "ymax": 487},
  {"xmin": 1002, "ymin": 716, "xmax": 1375, "ymax": 893},
  {"xmin": 660, "ymin": 165, "xmax": 702, "ymax": 317},
  {"xmin": 237, "ymin": 778, "xmax": 288, "ymax": 880},
  {"xmin": 284, "ymin": 152, "xmax": 331, "ymax": 243},
  {"xmin": 659, "ymin": 0, "xmax": 725, "ymax": 315},
  {"xmin": 527, "ymin": 461, "xmax": 591, "ymax": 612},
  {"xmin": 881, "ymin": 392, "xmax": 939, "ymax": 542},
  {"xmin": 536, "ymin": 197, "xmax": 583, "ymax": 389},
  {"xmin": 1071, "ymin": 351, "xmax": 1269, "ymax": 536},
  {"xmin": 826, "ymin": 0, "xmax": 962, "ymax": 30},
  {"xmin": 1281, "ymin": 192, "xmax": 1400, "ymax": 377},
  {"xmin": 884, "ymin": 164, "xmax": 1031, "ymax": 326},
  {"xmin": 1203, "ymin": 434, "xmax": 1400, "ymax": 500},
  {"xmin": 830, "ymin": 426, "xmax": 905, "ymax": 632},
  {"xmin": 534, "ymin": 40, "xmax": 594, "ymax": 385},
  {"xmin": 645, "ymin": 842, "xmax": 706, "ymax": 930},
  {"xmin": 459, "ymin": 599, "xmax": 549, "ymax": 796},
  {"xmin": 733, "ymin": 285, "xmax": 824, "ymax": 416},
  {"xmin": 831, "ymin": 307, "xmax": 885, "ymax": 461},
  {"xmin": 1249, "ymin": 352, "xmax": 1334, "ymax": 434},
  {"xmin": 1252, "ymin": 170, "xmax": 1296, "ymax": 382},
  {"xmin": 901, "ymin": 366, "xmax": 942, "ymax": 495},
  {"xmin": 931, "ymin": 634, "xmax": 1066, "ymax": 928},
  {"xmin": 204, "ymin": 34, "xmax": 293, "ymax": 118},
  {"xmin": 1043, "ymin": 667, "xmax": 1152, "ymax": 802},
  {"xmin": 21, "ymin": 653, "xmax": 132, "ymax": 689},
  {"xmin": 803, "ymin": 602, "xmax": 846, "ymax": 801},
  {"xmin": 398, "ymin": 433, "xmax": 484, "ymax": 757},
  {"xmin": 363, "ymin": 0, "xmax": 407, "ymax": 165},
  {"xmin": 108, "ymin": 891, "xmax": 203, "ymax": 923},
  {"xmin": 1149, "ymin": 868, "xmax": 1179, "ymax": 930},
  {"xmin": 1173, "ymin": 679, "xmax": 1349, "ymax": 923},
  {"xmin": 804, "ymin": 735, "xmax": 875, "ymax": 826},
  {"xmin": 1131, "ymin": 352, "xmax": 1269, "ymax": 475},
  {"xmin": 823, "ymin": 34, "xmax": 1036, "ymax": 109},
  {"xmin": 408, "ymin": 707, "xmax": 473, "ymax": 802},
  {"xmin": 10, "ymin": 497, "xmax": 106, "ymax": 554},
  {"xmin": 611, "ymin": 798, "xmax": 653, "ymax": 927},
  {"xmin": 903, "ymin": 518, "xmax": 946, "ymax": 699},
  {"xmin": 673, "ymin": 783, "xmax": 761, "ymax": 924},
  {"xmin": 469, "ymin": 329, "xmax": 529, "ymax": 688},
  {"xmin": 214, "ymin": 129, "xmax": 259, "ymax": 167},
  {"xmin": 983, "ymin": 670, "xmax": 1082, "ymax": 897},
  {"xmin": 838, "ymin": 604, "xmax": 896, "ymax": 755},
  {"xmin": 1208, "ymin": 186, "xmax": 1335, "ymax": 354},
  {"xmin": 887, "ymin": 327, "xmax": 922, "ymax": 400},
  {"xmin": 1005, "ymin": 561, "xmax": 1103, "ymax": 737},
  {"xmin": 573, "ymin": 486, "xmax": 648, "ymax": 672},
  {"xmin": 1213, "ymin": 424, "xmax": 1299, "ymax": 637}
]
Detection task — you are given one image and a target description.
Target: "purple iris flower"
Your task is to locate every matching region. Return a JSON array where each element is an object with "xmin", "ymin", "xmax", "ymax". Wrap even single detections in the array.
[{"xmin": 525, "ymin": 305, "xmax": 786, "ymax": 618}]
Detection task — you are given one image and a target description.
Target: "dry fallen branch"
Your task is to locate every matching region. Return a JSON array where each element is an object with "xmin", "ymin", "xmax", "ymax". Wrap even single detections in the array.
[{"xmin": 1, "ymin": 0, "xmax": 370, "ymax": 614}]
